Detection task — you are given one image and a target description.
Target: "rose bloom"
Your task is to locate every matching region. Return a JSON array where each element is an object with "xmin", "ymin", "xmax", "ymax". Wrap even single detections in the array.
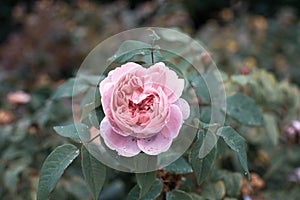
[{"xmin": 99, "ymin": 62, "xmax": 190, "ymax": 157}]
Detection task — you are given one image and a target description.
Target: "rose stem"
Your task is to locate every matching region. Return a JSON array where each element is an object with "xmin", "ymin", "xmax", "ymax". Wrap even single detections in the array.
[
  {"xmin": 151, "ymin": 48, "xmax": 154, "ymax": 64},
  {"xmin": 87, "ymin": 133, "xmax": 101, "ymax": 144},
  {"xmin": 183, "ymin": 122, "xmax": 202, "ymax": 130}
]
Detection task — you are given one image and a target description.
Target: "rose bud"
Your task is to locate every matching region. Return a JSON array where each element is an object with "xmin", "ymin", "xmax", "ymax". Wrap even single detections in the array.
[
  {"xmin": 200, "ymin": 51, "xmax": 212, "ymax": 66},
  {"xmin": 7, "ymin": 90, "xmax": 31, "ymax": 105},
  {"xmin": 240, "ymin": 65, "xmax": 250, "ymax": 75}
]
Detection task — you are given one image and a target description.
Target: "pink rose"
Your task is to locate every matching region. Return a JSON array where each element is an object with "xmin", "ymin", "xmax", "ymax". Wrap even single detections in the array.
[{"xmin": 99, "ymin": 62, "xmax": 190, "ymax": 157}]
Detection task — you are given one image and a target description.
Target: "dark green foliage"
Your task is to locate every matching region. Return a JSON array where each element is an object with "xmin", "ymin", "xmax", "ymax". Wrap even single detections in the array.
[
  {"xmin": 37, "ymin": 144, "xmax": 80, "ymax": 200},
  {"xmin": 81, "ymin": 146, "xmax": 106, "ymax": 199},
  {"xmin": 1, "ymin": 1, "xmax": 300, "ymax": 200}
]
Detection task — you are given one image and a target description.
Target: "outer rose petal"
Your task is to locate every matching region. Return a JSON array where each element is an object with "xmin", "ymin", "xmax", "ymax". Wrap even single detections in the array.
[
  {"xmin": 100, "ymin": 81, "xmax": 114, "ymax": 115},
  {"xmin": 174, "ymin": 98, "xmax": 190, "ymax": 120},
  {"xmin": 100, "ymin": 117, "xmax": 141, "ymax": 157},
  {"xmin": 137, "ymin": 132, "xmax": 172, "ymax": 155},
  {"xmin": 100, "ymin": 62, "xmax": 142, "ymax": 115},
  {"xmin": 148, "ymin": 62, "xmax": 184, "ymax": 103},
  {"xmin": 161, "ymin": 104, "xmax": 183, "ymax": 138},
  {"xmin": 111, "ymin": 62, "xmax": 142, "ymax": 82}
]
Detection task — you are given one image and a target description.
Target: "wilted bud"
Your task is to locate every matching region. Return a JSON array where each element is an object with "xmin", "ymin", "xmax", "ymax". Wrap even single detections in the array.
[
  {"xmin": 240, "ymin": 172, "xmax": 265, "ymax": 198},
  {"xmin": 284, "ymin": 120, "xmax": 300, "ymax": 143},
  {"xmin": 288, "ymin": 167, "xmax": 300, "ymax": 183},
  {"xmin": 7, "ymin": 90, "xmax": 31, "ymax": 105},
  {"xmin": 240, "ymin": 179, "xmax": 251, "ymax": 196},
  {"xmin": 240, "ymin": 65, "xmax": 250, "ymax": 75},
  {"xmin": 250, "ymin": 173, "xmax": 265, "ymax": 190},
  {"xmin": 0, "ymin": 110, "xmax": 15, "ymax": 125},
  {"xmin": 200, "ymin": 51, "xmax": 212, "ymax": 66}
]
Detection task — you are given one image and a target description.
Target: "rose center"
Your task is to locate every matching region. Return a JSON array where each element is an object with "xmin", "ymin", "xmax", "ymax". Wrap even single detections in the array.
[
  {"xmin": 128, "ymin": 94, "xmax": 155, "ymax": 125},
  {"xmin": 129, "ymin": 94, "xmax": 154, "ymax": 113}
]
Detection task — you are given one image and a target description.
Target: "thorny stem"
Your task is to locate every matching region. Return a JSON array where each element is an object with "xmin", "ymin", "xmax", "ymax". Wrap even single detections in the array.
[
  {"xmin": 87, "ymin": 133, "xmax": 100, "ymax": 144},
  {"xmin": 151, "ymin": 48, "xmax": 154, "ymax": 64},
  {"xmin": 147, "ymin": 28, "xmax": 159, "ymax": 65}
]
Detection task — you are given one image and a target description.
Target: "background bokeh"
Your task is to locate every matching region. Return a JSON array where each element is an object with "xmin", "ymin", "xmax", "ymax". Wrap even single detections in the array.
[{"xmin": 0, "ymin": 0, "xmax": 300, "ymax": 199}]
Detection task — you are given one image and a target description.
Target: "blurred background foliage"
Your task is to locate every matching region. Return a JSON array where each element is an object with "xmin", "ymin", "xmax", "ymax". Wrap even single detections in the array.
[{"xmin": 0, "ymin": 0, "xmax": 300, "ymax": 199}]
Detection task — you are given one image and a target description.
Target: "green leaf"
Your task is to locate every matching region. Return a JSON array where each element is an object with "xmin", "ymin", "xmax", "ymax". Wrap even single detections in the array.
[
  {"xmin": 139, "ymin": 48, "xmax": 164, "ymax": 64},
  {"xmin": 63, "ymin": 175, "xmax": 91, "ymax": 199},
  {"xmin": 263, "ymin": 113, "xmax": 279, "ymax": 146},
  {"xmin": 140, "ymin": 179, "xmax": 162, "ymax": 200},
  {"xmin": 159, "ymin": 28, "xmax": 190, "ymax": 43},
  {"xmin": 79, "ymin": 74, "xmax": 105, "ymax": 86},
  {"xmin": 88, "ymin": 106, "xmax": 105, "ymax": 128},
  {"xmin": 190, "ymin": 130, "xmax": 217, "ymax": 184},
  {"xmin": 164, "ymin": 157, "xmax": 193, "ymax": 174},
  {"xmin": 166, "ymin": 190, "xmax": 193, "ymax": 200},
  {"xmin": 81, "ymin": 146, "xmax": 106, "ymax": 200},
  {"xmin": 126, "ymin": 179, "xmax": 163, "ymax": 200},
  {"xmin": 217, "ymin": 126, "xmax": 249, "ymax": 176},
  {"xmin": 125, "ymin": 185, "xmax": 140, "ymax": 200},
  {"xmin": 51, "ymin": 78, "xmax": 89, "ymax": 100},
  {"xmin": 136, "ymin": 171, "xmax": 156, "ymax": 197},
  {"xmin": 99, "ymin": 180, "xmax": 125, "ymax": 200},
  {"xmin": 200, "ymin": 107, "xmax": 211, "ymax": 123},
  {"xmin": 4, "ymin": 165, "xmax": 25, "ymax": 193},
  {"xmin": 191, "ymin": 75, "xmax": 211, "ymax": 104},
  {"xmin": 37, "ymin": 144, "xmax": 79, "ymax": 200},
  {"xmin": 222, "ymin": 172, "xmax": 243, "ymax": 197},
  {"xmin": 11, "ymin": 118, "xmax": 31, "ymax": 142},
  {"xmin": 225, "ymin": 93, "xmax": 264, "ymax": 126},
  {"xmin": 109, "ymin": 40, "xmax": 152, "ymax": 63},
  {"xmin": 80, "ymin": 87, "xmax": 102, "ymax": 121},
  {"xmin": 198, "ymin": 120, "xmax": 220, "ymax": 129},
  {"xmin": 53, "ymin": 123, "xmax": 89, "ymax": 143},
  {"xmin": 231, "ymin": 75, "xmax": 249, "ymax": 86},
  {"xmin": 189, "ymin": 193, "xmax": 205, "ymax": 200},
  {"xmin": 116, "ymin": 40, "xmax": 152, "ymax": 55},
  {"xmin": 202, "ymin": 181, "xmax": 226, "ymax": 200},
  {"xmin": 163, "ymin": 60, "xmax": 185, "ymax": 79}
]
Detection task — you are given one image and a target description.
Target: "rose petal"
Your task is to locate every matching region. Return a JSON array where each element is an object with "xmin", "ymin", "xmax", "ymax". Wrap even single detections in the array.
[
  {"xmin": 161, "ymin": 104, "xmax": 183, "ymax": 138},
  {"xmin": 100, "ymin": 81, "xmax": 114, "ymax": 114},
  {"xmin": 132, "ymin": 86, "xmax": 169, "ymax": 137},
  {"xmin": 148, "ymin": 62, "xmax": 184, "ymax": 103},
  {"xmin": 111, "ymin": 62, "xmax": 142, "ymax": 82},
  {"xmin": 107, "ymin": 109, "xmax": 131, "ymax": 137},
  {"xmin": 100, "ymin": 117, "xmax": 141, "ymax": 157},
  {"xmin": 174, "ymin": 98, "xmax": 190, "ymax": 120},
  {"xmin": 137, "ymin": 132, "xmax": 172, "ymax": 155},
  {"xmin": 100, "ymin": 62, "xmax": 142, "ymax": 114}
]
